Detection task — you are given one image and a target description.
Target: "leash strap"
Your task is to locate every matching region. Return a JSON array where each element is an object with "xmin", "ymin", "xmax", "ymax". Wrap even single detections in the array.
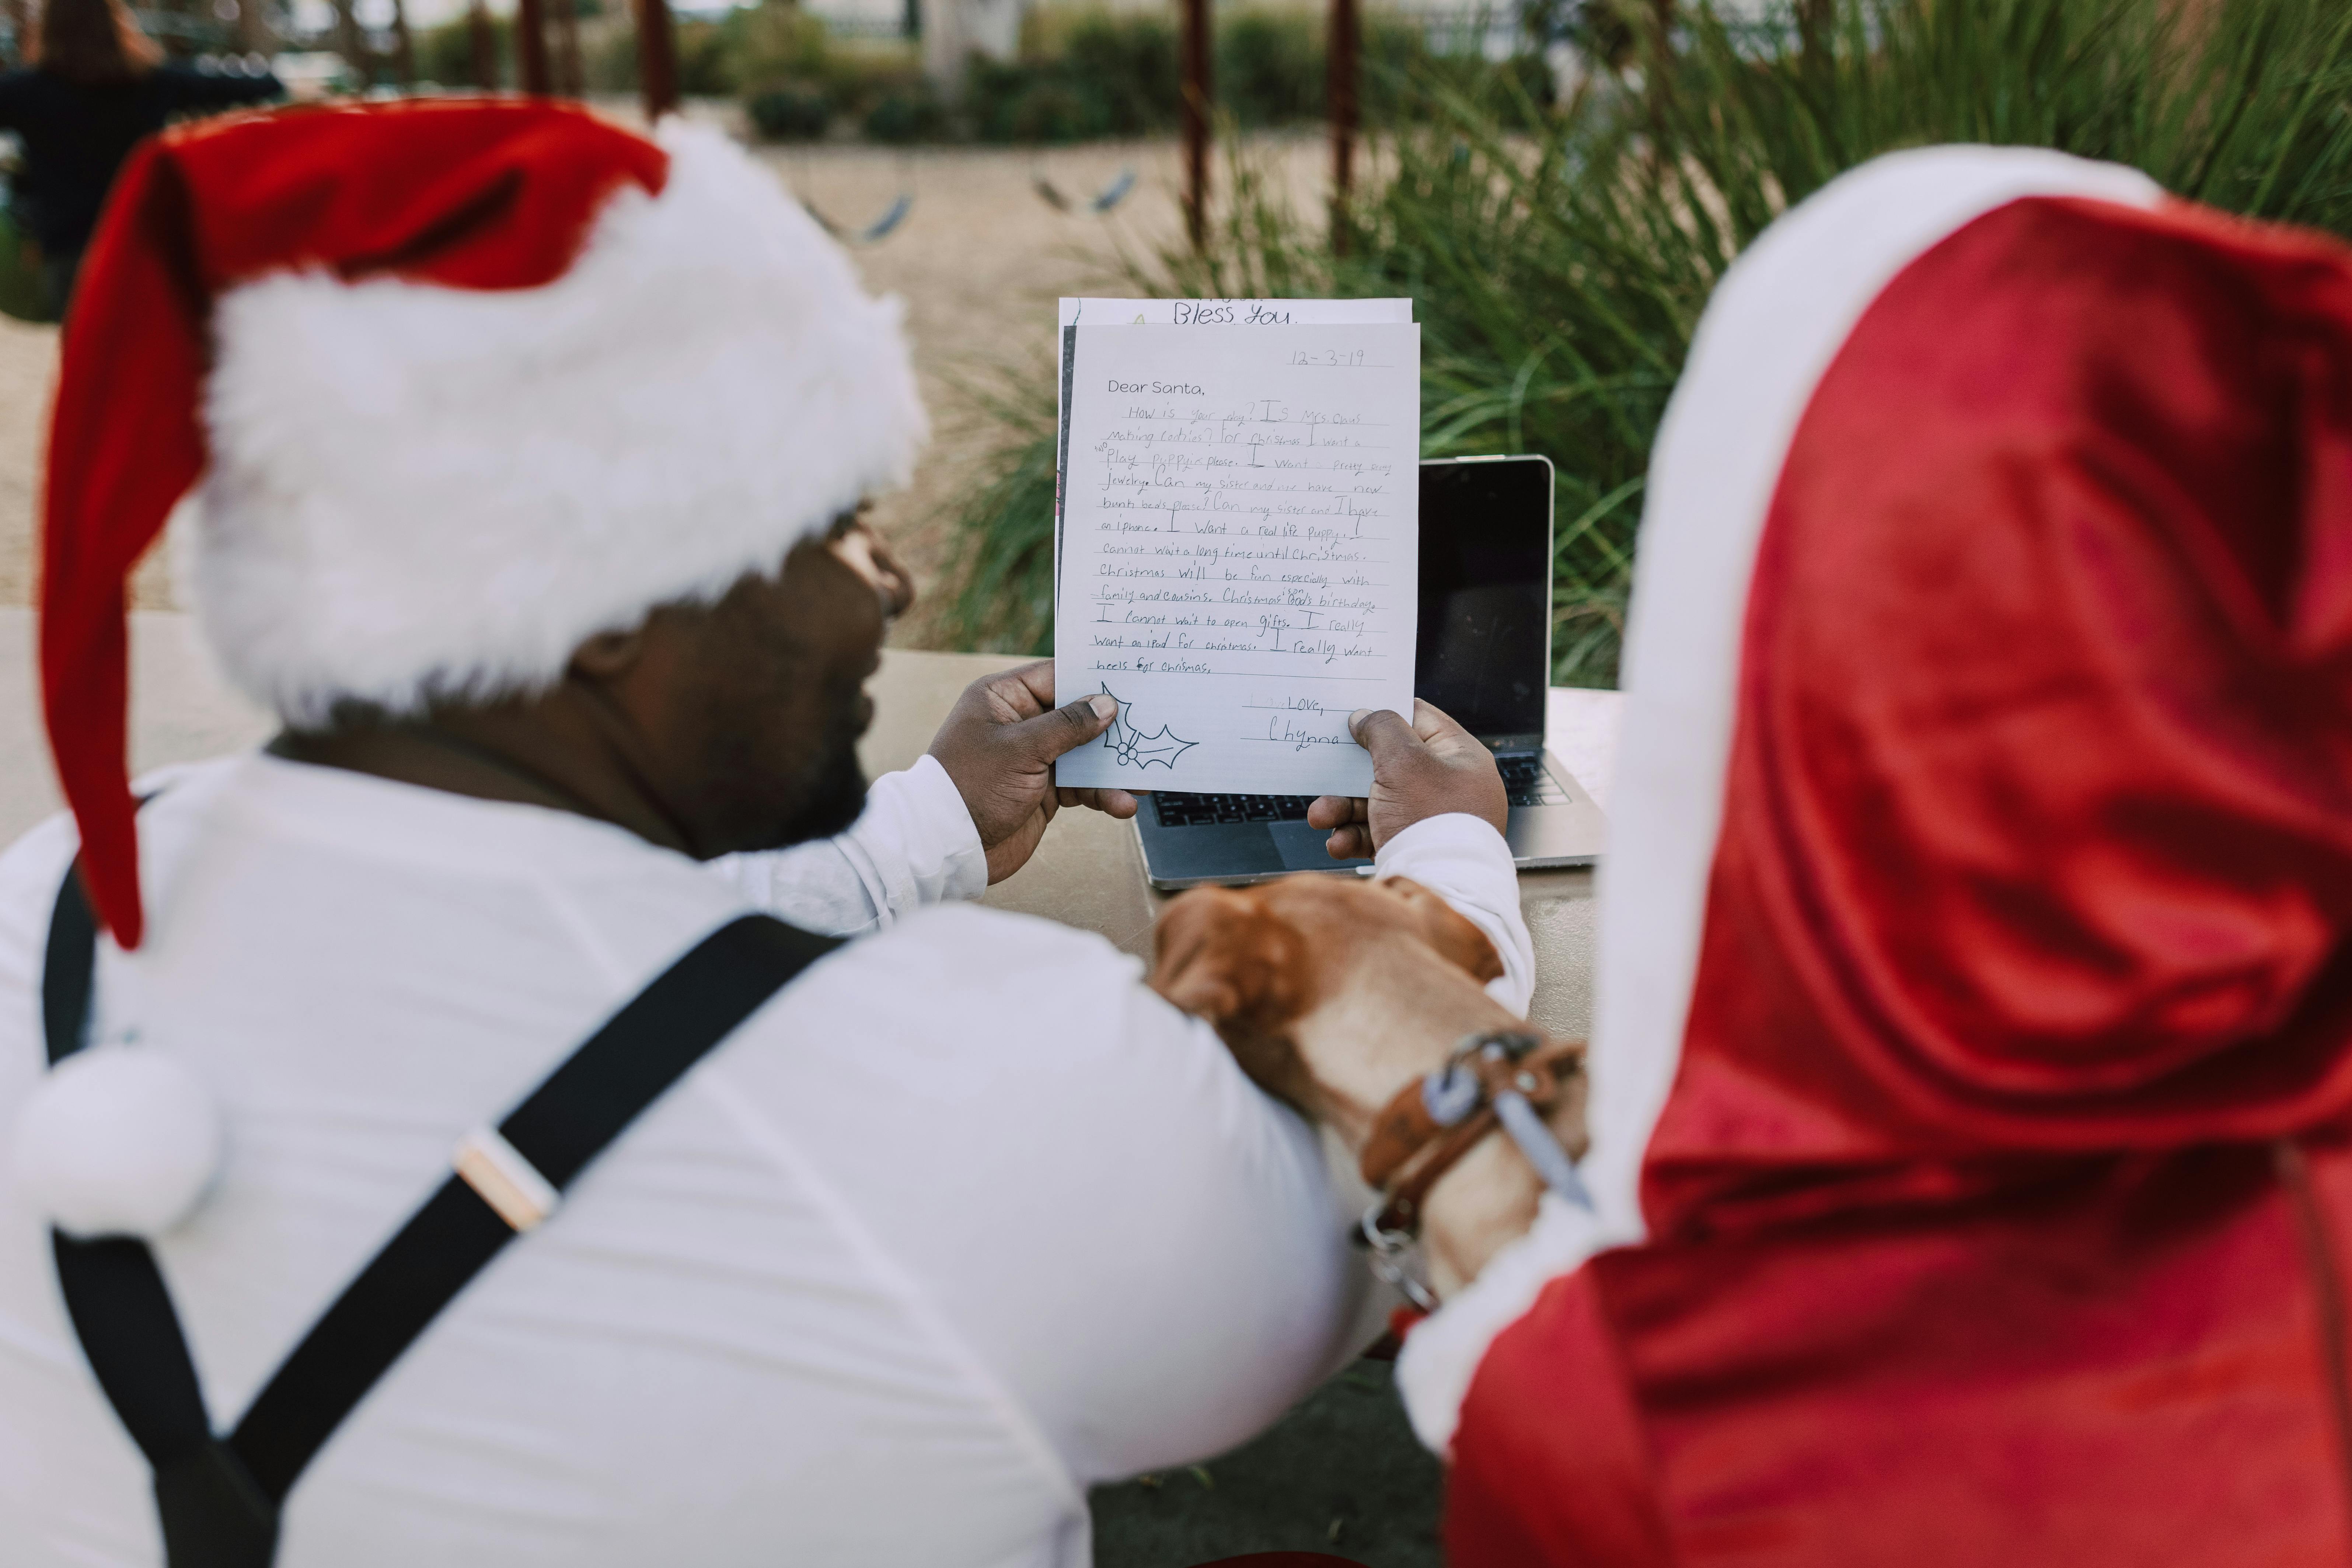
[
  {"xmin": 1359, "ymin": 1031, "xmax": 1589, "ymax": 1236},
  {"xmin": 45, "ymin": 858, "xmax": 840, "ymax": 1565}
]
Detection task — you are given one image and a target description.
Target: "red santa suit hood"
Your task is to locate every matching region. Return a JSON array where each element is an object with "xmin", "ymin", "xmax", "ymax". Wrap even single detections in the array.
[{"xmin": 1401, "ymin": 145, "xmax": 2352, "ymax": 1563}]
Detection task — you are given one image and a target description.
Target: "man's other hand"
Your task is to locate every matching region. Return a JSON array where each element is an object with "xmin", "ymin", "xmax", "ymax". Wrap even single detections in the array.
[
  {"xmin": 1305, "ymin": 701, "xmax": 1507, "ymax": 860},
  {"xmin": 928, "ymin": 660, "xmax": 1140, "ymax": 884}
]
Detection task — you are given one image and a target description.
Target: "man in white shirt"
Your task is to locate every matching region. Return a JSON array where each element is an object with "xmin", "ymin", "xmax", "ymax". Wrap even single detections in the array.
[{"xmin": 1, "ymin": 100, "xmax": 1531, "ymax": 1566}]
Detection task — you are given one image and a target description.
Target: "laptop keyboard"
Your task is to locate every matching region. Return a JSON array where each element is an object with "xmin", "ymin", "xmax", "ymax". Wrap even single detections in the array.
[
  {"xmin": 1154, "ymin": 793, "xmax": 1316, "ymax": 827},
  {"xmin": 1498, "ymin": 754, "xmax": 1571, "ymax": 807},
  {"xmin": 1152, "ymin": 755, "xmax": 1569, "ymax": 828}
]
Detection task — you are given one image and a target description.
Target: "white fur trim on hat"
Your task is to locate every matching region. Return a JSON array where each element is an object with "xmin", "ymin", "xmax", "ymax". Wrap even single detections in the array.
[
  {"xmin": 192, "ymin": 121, "xmax": 929, "ymax": 726},
  {"xmin": 13, "ymin": 1047, "xmax": 225, "ymax": 1239},
  {"xmin": 1392, "ymin": 146, "xmax": 2165, "ymax": 1459}
]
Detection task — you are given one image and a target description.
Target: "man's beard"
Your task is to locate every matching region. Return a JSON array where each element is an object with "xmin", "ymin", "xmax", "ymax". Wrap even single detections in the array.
[
  {"xmin": 776, "ymin": 730, "xmax": 868, "ymax": 846},
  {"xmin": 696, "ymin": 663, "xmax": 874, "ymax": 856},
  {"xmin": 753, "ymin": 673, "xmax": 871, "ymax": 850}
]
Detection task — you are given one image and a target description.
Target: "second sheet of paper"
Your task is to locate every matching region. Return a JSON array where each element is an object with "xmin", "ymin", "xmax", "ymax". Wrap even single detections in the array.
[{"xmin": 1054, "ymin": 321, "xmax": 1420, "ymax": 795}]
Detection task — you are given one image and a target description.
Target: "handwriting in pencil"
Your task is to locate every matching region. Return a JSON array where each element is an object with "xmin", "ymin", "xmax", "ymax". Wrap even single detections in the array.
[{"xmin": 1055, "ymin": 319, "xmax": 1418, "ymax": 792}]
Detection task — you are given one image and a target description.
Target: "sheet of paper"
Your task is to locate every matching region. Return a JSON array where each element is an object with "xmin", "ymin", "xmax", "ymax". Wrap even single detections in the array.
[
  {"xmin": 1053, "ymin": 321, "xmax": 1421, "ymax": 795},
  {"xmin": 1058, "ymin": 296, "xmax": 1414, "ymax": 328},
  {"xmin": 1054, "ymin": 299, "xmax": 1411, "ymax": 410},
  {"xmin": 1051, "ymin": 300, "xmax": 1413, "ymax": 661},
  {"xmin": 1053, "ymin": 301, "xmax": 1412, "ymax": 440}
]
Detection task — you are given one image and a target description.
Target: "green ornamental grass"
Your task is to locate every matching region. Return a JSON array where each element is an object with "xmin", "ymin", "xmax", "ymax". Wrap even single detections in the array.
[{"xmin": 937, "ymin": 0, "xmax": 2352, "ymax": 686}]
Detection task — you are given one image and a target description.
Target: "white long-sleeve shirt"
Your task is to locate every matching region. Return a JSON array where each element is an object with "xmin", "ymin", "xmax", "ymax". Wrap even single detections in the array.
[{"xmin": 0, "ymin": 752, "xmax": 1534, "ymax": 1567}]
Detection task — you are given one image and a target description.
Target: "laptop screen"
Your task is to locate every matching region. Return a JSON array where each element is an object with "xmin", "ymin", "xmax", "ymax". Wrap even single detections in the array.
[{"xmin": 1415, "ymin": 458, "xmax": 1553, "ymax": 742}]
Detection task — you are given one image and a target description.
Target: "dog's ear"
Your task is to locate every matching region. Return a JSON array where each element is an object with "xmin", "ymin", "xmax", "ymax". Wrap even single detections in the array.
[
  {"xmin": 1150, "ymin": 886, "xmax": 1307, "ymax": 1033},
  {"xmin": 1151, "ymin": 887, "xmax": 1249, "ymax": 1020},
  {"xmin": 1384, "ymin": 876, "xmax": 1506, "ymax": 985}
]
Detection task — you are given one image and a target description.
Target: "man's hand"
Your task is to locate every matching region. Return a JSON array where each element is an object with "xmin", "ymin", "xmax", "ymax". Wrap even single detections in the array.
[
  {"xmin": 928, "ymin": 660, "xmax": 1139, "ymax": 884},
  {"xmin": 1306, "ymin": 700, "xmax": 1507, "ymax": 860}
]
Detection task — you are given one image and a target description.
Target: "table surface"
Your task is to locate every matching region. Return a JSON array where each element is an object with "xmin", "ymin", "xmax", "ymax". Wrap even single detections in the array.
[{"xmin": 0, "ymin": 615, "xmax": 1608, "ymax": 1043}]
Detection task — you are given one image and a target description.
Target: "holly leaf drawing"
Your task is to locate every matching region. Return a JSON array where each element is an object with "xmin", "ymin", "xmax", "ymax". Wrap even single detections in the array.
[
  {"xmin": 1100, "ymin": 685, "xmax": 1132, "ymax": 757},
  {"xmin": 1124, "ymin": 722, "xmax": 1198, "ymax": 769},
  {"xmin": 1097, "ymin": 684, "xmax": 1198, "ymax": 771}
]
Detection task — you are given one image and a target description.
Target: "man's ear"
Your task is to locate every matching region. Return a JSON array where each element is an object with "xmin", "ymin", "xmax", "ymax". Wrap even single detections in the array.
[
  {"xmin": 569, "ymin": 626, "xmax": 647, "ymax": 683},
  {"xmin": 1150, "ymin": 886, "xmax": 1306, "ymax": 1033}
]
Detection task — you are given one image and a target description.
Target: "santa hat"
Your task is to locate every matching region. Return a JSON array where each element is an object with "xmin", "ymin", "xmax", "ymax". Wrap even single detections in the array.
[
  {"xmin": 42, "ymin": 99, "xmax": 927, "ymax": 953},
  {"xmin": 1392, "ymin": 143, "xmax": 2352, "ymax": 1478}
]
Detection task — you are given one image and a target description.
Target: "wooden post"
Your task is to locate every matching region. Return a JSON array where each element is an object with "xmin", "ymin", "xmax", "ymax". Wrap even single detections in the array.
[
  {"xmin": 232, "ymin": 0, "xmax": 272, "ymax": 58},
  {"xmin": 1796, "ymin": 0, "xmax": 1831, "ymax": 67},
  {"xmin": 1327, "ymin": 0, "xmax": 1357, "ymax": 254},
  {"xmin": 636, "ymin": 0, "xmax": 679, "ymax": 119},
  {"xmin": 1644, "ymin": 0, "xmax": 1673, "ymax": 170},
  {"xmin": 329, "ymin": 0, "xmax": 373, "ymax": 86},
  {"xmin": 389, "ymin": 0, "xmax": 416, "ymax": 85},
  {"xmin": 552, "ymin": 0, "xmax": 583, "ymax": 95},
  {"xmin": 468, "ymin": 0, "xmax": 498, "ymax": 88},
  {"xmin": 516, "ymin": 0, "xmax": 551, "ymax": 94},
  {"xmin": 1180, "ymin": 0, "xmax": 1211, "ymax": 248}
]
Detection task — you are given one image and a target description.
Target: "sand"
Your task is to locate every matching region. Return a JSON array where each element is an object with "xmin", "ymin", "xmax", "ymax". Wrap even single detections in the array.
[{"xmin": 0, "ymin": 130, "xmax": 1333, "ymax": 646}]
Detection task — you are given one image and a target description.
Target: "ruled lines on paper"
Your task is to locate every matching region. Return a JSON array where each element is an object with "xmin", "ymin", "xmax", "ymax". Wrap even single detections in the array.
[{"xmin": 1053, "ymin": 321, "xmax": 1420, "ymax": 795}]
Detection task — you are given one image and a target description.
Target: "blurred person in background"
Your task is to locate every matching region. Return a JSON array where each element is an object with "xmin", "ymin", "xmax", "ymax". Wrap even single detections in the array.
[{"xmin": 0, "ymin": 0, "xmax": 278, "ymax": 316}]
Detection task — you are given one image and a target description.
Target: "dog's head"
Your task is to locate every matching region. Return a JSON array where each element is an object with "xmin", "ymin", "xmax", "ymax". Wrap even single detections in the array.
[{"xmin": 1150, "ymin": 874, "xmax": 1505, "ymax": 1114}]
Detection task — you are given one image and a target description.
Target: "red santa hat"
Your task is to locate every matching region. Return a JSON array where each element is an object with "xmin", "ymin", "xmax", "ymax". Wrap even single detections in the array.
[
  {"xmin": 1394, "ymin": 141, "xmax": 2352, "ymax": 1502},
  {"xmin": 42, "ymin": 99, "xmax": 927, "ymax": 953}
]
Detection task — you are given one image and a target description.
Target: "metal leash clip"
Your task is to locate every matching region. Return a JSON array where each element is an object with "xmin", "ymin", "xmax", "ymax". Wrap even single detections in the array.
[
  {"xmin": 1360, "ymin": 1201, "xmax": 1439, "ymax": 1313},
  {"xmin": 1440, "ymin": 1030, "xmax": 1594, "ymax": 1212},
  {"xmin": 1350, "ymin": 1027, "xmax": 1593, "ymax": 1317}
]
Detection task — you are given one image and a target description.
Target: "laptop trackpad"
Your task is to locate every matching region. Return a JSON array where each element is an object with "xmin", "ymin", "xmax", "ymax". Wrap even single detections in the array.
[{"xmin": 1271, "ymin": 821, "xmax": 1371, "ymax": 873}]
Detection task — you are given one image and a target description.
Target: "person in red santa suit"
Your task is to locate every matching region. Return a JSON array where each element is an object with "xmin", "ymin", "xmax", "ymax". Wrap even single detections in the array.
[
  {"xmin": 1385, "ymin": 146, "xmax": 2352, "ymax": 1563},
  {"xmin": 0, "ymin": 103, "xmax": 1529, "ymax": 1566}
]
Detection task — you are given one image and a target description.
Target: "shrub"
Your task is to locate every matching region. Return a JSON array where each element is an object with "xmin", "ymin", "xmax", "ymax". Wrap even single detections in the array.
[
  {"xmin": 864, "ymin": 83, "xmax": 948, "ymax": 142},
  {"xmin": 821, "ymin": 40, "xmax": 928, "ymax": 111},
  {"xmin": 1060, "ymin": 8, "xmax": 1182, "ymax": 131},
  {"xmin": 963, "ymin": 4, "xmax": 1540, "ymax": 144},
  {"xmin": 675, "ymin": 17, "xmax": 746, "ymax": 95},
  {"xmin": 0, "ymin": 208, "xmax": 51, "ymax": 324},
  {"xmin": 1218, "ymin": 7, "xmax": 1321, "ymax": 126},
  {"xmin": 1015, "ymin": 78, "xmax": 1102, "ymax": 140},
  {"xmin": 416, "ymin": 12, "xmax": 509, "ymax": 88},
  {"xmin": 587, "ymin": 20, "xmax": 637, "ymax": 92},
  {"xmin": 727, "ymin": 1, "xmax": 834, "ymax": 91},
  {"xmin": 747, "ymin": 85, "xmax": 832, "ymax": 139},
  {"xmin": 938, "ymin": 369, "xmax": 1061, "ymax": 655},
  {"xmin": 715, "ymin": 6, "xmax": 925, "ymax": 136},
  {"xmin": 963, "ymin": 42, "xmax": 1134, "ymax": 143},
  {"xmin": 936, "ymin": 0, "xmax": 2352, "ymax": 682},
  {"xmin": 962, "ymin": 56, "xmax": 1039, "ymax": 139}
]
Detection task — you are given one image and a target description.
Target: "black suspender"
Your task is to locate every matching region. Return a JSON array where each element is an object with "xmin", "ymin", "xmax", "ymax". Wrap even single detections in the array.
[{"xmin": 42, "ymin": 860, "xmax": 841, "ymax": 1568}]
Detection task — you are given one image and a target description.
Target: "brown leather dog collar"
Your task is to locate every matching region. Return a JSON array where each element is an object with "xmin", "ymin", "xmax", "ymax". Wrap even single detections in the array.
[{"xmin": 1359, "ymin": 1029, "xmax": 1589, "ymax": 1240}]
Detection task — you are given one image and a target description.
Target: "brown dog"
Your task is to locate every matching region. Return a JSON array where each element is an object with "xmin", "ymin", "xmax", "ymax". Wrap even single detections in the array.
[{"xmin": 1151, "ymin": 874, "xmax": 1588, "ymax": 1300}]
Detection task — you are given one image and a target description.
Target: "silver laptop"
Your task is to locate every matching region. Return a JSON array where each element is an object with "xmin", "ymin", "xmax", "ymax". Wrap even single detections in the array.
[{"xmin": 1134, "ymin": 454, "xmax": 1606, "ymax": 889}]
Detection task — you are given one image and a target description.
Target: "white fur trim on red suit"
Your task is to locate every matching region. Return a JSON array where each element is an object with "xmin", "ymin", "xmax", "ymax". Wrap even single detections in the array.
[
  {"xmin": 191, "ymin": 121, "xmax": 928, "ymax": 726},
  {"xmin": 1393, "ymin": 146, "xmax": 2164, "ymax": 1457}
]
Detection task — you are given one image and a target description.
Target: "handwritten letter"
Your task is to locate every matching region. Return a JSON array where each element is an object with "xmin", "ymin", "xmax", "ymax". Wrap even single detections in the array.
[{"xmin": 1053, "ymin": 322, "xmax": 1421, "ymax": 795}]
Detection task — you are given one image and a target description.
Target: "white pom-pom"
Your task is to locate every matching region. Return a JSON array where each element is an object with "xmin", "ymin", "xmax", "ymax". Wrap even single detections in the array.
[{"xmin": 12, "ymin": 1048, "xmax": 224, "ymax": 1239}]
